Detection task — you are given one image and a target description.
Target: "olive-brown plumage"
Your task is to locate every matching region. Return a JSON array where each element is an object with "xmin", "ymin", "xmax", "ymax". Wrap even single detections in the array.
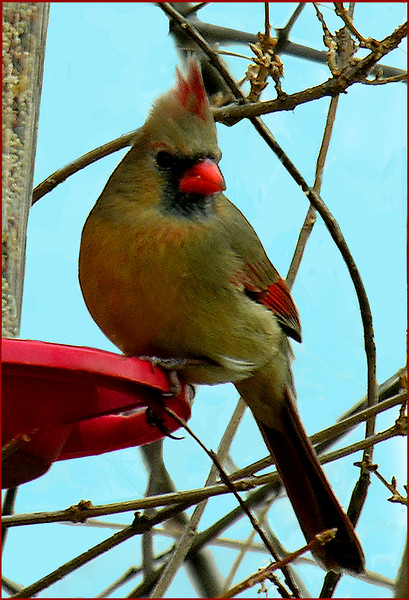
[{"xmin": 79, "ymin": 61, "xmax": 365, "ymax": 573}]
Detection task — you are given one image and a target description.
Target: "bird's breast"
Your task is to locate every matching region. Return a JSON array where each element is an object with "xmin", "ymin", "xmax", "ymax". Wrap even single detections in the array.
[{"xmin": 79, "ymin": 208, "xmax": 236, "ymax": 357}]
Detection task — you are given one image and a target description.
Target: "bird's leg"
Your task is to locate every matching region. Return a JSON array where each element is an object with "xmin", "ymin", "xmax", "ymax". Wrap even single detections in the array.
[{"xmin": 139, "ymin": 355, "xmax": 211, "ymax": 396}]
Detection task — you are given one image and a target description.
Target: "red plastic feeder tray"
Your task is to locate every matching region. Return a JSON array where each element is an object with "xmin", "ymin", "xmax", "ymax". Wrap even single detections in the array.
[{"xmin": 2, "ymin": 338, "xmax": 193, "ymax": 489}]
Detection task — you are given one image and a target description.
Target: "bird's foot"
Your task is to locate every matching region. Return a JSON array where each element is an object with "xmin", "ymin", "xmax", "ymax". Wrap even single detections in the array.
[
  {"xmin": 145, "ymin": 406, "xmax": 184, "ymax": 440},
  {"xmin": 139, "ymin": 356, "xmax": 208, "ymax": 397}
]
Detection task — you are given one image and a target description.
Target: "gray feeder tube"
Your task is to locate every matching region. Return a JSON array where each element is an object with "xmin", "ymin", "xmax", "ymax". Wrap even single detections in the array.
[{"xmin": 2, "ymin": 2, "xmax": 49, "ymax": 337}]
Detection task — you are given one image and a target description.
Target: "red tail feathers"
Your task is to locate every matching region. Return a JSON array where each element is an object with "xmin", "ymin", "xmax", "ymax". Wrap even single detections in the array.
[{"xmin": 255, "ymin": 390, "xmax": 365, "ymax": 573}]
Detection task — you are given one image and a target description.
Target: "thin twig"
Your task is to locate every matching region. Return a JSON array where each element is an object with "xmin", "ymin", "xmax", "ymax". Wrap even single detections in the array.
[
  {"xmin": 150, "ymin": 408, "xmax": 406, "ymax": 598},
  {"xmin": 148, "ymin": 398, "xmax": 254, "ymax": 598},
  {"xmin": 311, "ymin": 392, "xmax": 406, "ymax": 447},
  {"xmin": 275, "ymin": 3, "xmax": 306, "ymax": 51},
  {"xmin": 184, "ymin": 427, "xmax": 402, "ymax": 569},
  {"xmin": 96, "ymin": 527, "xmax": 395, "ymax": 595},
  {"xmin": 322, "ymin": 425, "xmax": 404, "ymax": 471},
  {"xmin": 148, "ymin": 409, "xmax": 300, "ymax": 598},
  {"xmin": 213, "ymin": 20, "xmax": 407, "ymax": 124},
  {"xmin": 31, "ymin": 129, "xmax": 138, "ymax": 204},
  {"xmin": 232, "ymin": 418, "xmax": 405, "ymax": 496},
  {"xmin": 155, "ymin": 401, "xmax": 301, "ymax": 599},
  {"xmin": 1, "ymin": 476, "xmax": 269, "ymax": 528},
  {"xmin": 362, "ymin": 73, "xmax": 407, "ymax": 85},
  {"xmin": 372, "ymin": 469, "xmax": 407, "ymax": 505},
  {"xmin": 333, "ymin": 2, "xmax": 372, "ymax": 47},
  {"xmin": 9, "ymin": 501, "xmax": 203, "ymax": 599},
  {"xmin": 264, "ymin": 2, "xmax": 270, "ymax": 40},
  {"xmin": 168, "ymin": 2, "xmax": 404, "ymax": 76},
  {"xmin": 218, "ymin": 49, "xmax": 253, "ymax": 61},
  {"xmin": 163, "ymin": 407, "xmax": 280, "ymax": 557},
  {"xmin": 219, "ymin": 501, "xmax": 311, "ymax": 598},
  {"xmin": 3, "ymin": 390, "xmax": 405, "ymax": 531},
  {"xmin": 2, "ymin": 487, "xmax": 17, "ymax": 553},
  {"xmin": 220, "ymin": 504, "xmax": 270, "ymax": 595},
  {"xmin": 286, "ymin": 94, "xmax": 339, "ymax": 289},
  {"xmin": 227, "ymin": 391, "xmax": 406, "ymax": 494},
  {"xmin": 180, "ymin": 424, "xmax": 403, "ymax": 598},
  {"xmin": 140, "ymin": 441, "xmax": 166, "ymax": 579},
  {"xmin": 314, "ymin": 368, "xmax": 406, "ymax": 454},
  {"xmin": 335, "ymin": 2, "xmax": 379, "ymax": 511},
  {"xmin": 218, "ymin": 529, "xmax": 337, "ymax": 598},
  {"xmin": 182, "ymin": 2, "xmax": 208, "ymax": 17},
  {"xmin": 208, "ymin": 443, "xmax": 295, "ymax": 599},
  {"xmin": 29, "ymin": 23, "xmax": 406, "ymax": 206},
  {"xmin": 96, "ymin": 567, "xmax": 140, "ymax": 598}
]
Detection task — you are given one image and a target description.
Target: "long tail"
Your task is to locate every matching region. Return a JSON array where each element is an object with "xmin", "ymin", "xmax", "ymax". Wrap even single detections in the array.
[{"xmin": 236, "ymin": 380, "xmax": 365, "ymax": 573}]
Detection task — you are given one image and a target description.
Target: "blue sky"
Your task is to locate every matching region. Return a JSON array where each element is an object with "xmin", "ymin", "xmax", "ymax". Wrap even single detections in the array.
[{"xmin": 4, "ymin": 3, "xmax": 407, "ymax": 598}]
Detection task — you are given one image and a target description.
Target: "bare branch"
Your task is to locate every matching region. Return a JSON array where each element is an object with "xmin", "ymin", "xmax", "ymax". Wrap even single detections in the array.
[
  {"xmin": 10, "ymin": 504, "xmax": 192, "ymax": 599},
  {"xmin": 1, "ymin": 476, "xmax": 269, "ymax": 528},
  {"xmin": 334, "ymin": 2, "xmax": 373, "ymax": 48},
  {"xmin": 286, "ymin": 95, "xmax": 339, "ymax": 289},
  {"xmin": 264, "ymin": 2, "xmax": 270, "ymax": 40},
  {"xmin": 362, "ymin": 73, "xmax": 407, "ymax": 85},
  {"xmin": 274, "ymin": 3, "xmax": 306, "ymax": 51},
  {"xmin": 4, "ymin": 389, "xmax": 405, "ymax": 531},
  {"xmin": 29, "ymin": 20, "xmax": 405, "ymax": 206},
  {"xmin": 31, "ymin": 129, "xmax": 138, "ymax": 205},
  {"xmin": 183, "ymin": 423, "xmax": 402, "ymax": 578},
  {"xmin": 373, "ymin": 469, "xmax": 407, "ymax": 505},
  {"xmin": 149, "ymin": 397, "xmax": 251, "ymax": 598},
  {"xmin": 2, "ymin": 577, "xmax": 23, "ymax": 595},
  {"xmin": 213, "ymin": 21, "xmax": 407, "ymax": 125},
  {"xmin": 229, "ymin": 390, "xmax": 406, "ymax": 481},
  {"xmin": 150, "ymin": 405, "xmax": 300, "ymax": 598},
  {"xmin": 2, "ymin": 487, "xmax": 17, "ymax": 553},
  {"xmin": 218, "ymin": 529, "xmax": 337, "ymax": 598}
]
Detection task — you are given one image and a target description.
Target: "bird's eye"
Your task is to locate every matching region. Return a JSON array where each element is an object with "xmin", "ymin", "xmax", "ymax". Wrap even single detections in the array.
[{"xmin": 155, "ymin": 151, "xmax": 175, "ymax": 169}]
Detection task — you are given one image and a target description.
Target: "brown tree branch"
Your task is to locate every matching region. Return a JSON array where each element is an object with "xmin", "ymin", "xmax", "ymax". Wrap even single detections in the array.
[
  {"xmin": 148, "ymin": 395, "xmax": 263, "ymax": 598},
  {"xmin": 160, "ymin": 406, "xmax": 300, "ymax": 598},
  {"xmin": 9, "ymin": 500, "xmax": 207, "ymax": 599},
  {"xmin": 218, "ymin": 529, "xmax": 337, "ymax": 599},
  {"xmin": 286, "ymin": 95, "xmax": 339, "ymax": 289},
  {"xmin": 334, "ymin": 2, "xmax": 373, "ymax": 48},
  {"xmin": 30, "ymin": 21, "xmax": 405, "ymax": 206},
  {"xmin": 362, "ymin": 73, "xmax": 407, "ymax": 85},
  {"xmin": 168, "ymin": 3, "xmax": 405, "ymax": 76},
  {"xmin": 31, "ymin": 129, "xmax": 138, "ymax": 205},
  {"xmin": 372, "ymin": 468, "xmax": 407, "ymax": 505},
  {"xmin": 213, "ymin": 22, "xmax": 406, "ymax": 125},
  {"xmin": 3, "ymin": 390, "xmax": 405, "ymax": 532}
]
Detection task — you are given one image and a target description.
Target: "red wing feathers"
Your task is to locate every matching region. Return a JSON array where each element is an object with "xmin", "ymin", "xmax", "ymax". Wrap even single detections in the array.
[{"xmin": 237, "ymin": 263, "xmax": 302, "ymax": 343}]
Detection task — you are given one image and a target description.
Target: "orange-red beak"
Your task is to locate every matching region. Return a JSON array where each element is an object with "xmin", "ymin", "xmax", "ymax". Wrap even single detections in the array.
[{"xmin": 179, "ymin": 158, "xmax": 226, "ymax": 196}]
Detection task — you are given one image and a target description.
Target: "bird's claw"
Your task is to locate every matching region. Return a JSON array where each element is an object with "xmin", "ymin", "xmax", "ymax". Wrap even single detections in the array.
[{"xmin": 145, "ymin": 407, "xmax": 184, "ymax": 440}]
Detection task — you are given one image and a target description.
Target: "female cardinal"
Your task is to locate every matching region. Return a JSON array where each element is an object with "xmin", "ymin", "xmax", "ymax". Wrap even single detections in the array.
[{"xmin": 79, "ymin": 60, "xmax": 365, "ymax": 573}]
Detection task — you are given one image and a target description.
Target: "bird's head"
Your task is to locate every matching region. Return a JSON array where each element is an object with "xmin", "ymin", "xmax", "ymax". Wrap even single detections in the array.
[{"xmin": 140, "ymin": 59, "xmax": 226, "ymax": 216}]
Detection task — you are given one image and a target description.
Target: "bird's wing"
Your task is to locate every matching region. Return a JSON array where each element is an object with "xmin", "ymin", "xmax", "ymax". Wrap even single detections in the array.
[{"xmin": 220, "ymin": 196, "xmax": 302, "ymax": 343}]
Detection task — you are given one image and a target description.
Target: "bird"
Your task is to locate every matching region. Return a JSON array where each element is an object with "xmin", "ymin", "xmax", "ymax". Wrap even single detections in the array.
[{"xmin": 79, "ymin": 59, "xmax": 365, "ymax": 574}]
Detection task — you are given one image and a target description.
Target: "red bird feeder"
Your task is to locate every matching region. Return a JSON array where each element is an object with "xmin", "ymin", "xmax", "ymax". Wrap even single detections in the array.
[{"xmin": 2, "ymin": 338, "xmax": 193, "ymax": 489}]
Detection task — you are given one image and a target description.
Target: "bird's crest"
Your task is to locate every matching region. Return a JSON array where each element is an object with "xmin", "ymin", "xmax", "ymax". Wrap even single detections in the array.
[{"xmin": 174, "ymin": 59, "xmax": 209, "ymax": 121}]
